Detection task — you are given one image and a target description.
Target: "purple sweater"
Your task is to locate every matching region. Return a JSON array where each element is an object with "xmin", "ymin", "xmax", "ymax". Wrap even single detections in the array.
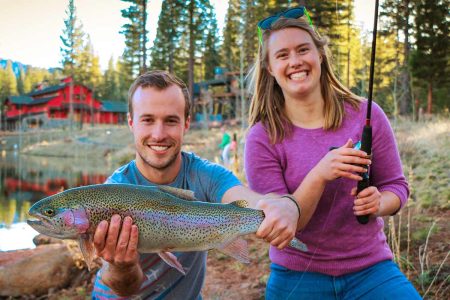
[{"xmin": 244, "ymin": 101, "xmax": 409, "ymax": 276}]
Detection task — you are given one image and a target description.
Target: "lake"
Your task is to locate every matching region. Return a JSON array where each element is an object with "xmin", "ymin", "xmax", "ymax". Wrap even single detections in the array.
[{"xmin": 0, "ymin": 151, "xmax": 117, "ymax": 251}]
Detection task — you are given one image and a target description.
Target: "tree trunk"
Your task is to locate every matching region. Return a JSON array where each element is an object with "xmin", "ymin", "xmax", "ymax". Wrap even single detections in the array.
[
  {"xmin": 168, "ymin": 2, "xmax": 175, "ymax": 73},
  {"xmin": 426, "ymin": 81, "xmax": 432, "ymax": 114},
  {"xmin": 188, "ymin": 0, "xmax": 195, "ymax": 105},
  {"xmin": 142, "ymin": 0, "xmax": 147, "ymax": 74},
  {"xmin": 399, "ymin": 0, "xmax": 411, "ymax": 115},
  {"xmin": 346, "ymin": 0, "xmax": 351, "ymax": 87}
]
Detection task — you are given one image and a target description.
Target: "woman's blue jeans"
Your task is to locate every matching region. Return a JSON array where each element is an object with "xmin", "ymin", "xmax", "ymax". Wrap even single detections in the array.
[{"xmin": 266, "ymin": 260, "xmax": 422, "ymax": 299}]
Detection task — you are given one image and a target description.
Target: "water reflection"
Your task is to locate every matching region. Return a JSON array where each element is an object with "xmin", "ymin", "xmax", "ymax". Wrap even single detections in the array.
[{"xmin": 0, "ymin": 152, "xmax": 114, "ymax": 251}]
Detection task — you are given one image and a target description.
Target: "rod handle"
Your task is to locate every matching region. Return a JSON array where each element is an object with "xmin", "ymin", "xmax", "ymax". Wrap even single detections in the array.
[
  {"xmin": 356, "ymin": 125, "xmax": 372, "ymax": 225},
  {"xmin": 356, "ymin": 174, "xmax": 370, "ymax": 224}
]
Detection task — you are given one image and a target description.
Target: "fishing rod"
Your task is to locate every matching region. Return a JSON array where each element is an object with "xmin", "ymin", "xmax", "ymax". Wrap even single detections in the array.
[{"xmin": 356, "ymin": 0, "xmax": 379, "ymax": 225}]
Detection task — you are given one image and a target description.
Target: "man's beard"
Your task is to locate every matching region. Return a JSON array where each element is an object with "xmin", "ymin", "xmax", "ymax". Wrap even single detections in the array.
[{"xmin": 137, "ymin": 145, "xmax": 180, "ymax": 171}]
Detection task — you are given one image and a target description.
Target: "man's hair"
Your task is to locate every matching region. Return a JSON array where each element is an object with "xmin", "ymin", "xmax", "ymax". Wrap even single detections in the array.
[
  {"xmin": 248, "ymin": 17, "xmax": 362, "ymax": 144},
  {"xmin": 128, "ymin": 70, "xmax": 191, "ymax": 120}
]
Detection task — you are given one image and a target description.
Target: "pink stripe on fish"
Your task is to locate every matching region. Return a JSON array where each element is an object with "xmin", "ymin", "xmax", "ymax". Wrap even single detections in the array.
[{"xmin": 73, "ymin": 208, "xmax": 89, "ymax": 233}]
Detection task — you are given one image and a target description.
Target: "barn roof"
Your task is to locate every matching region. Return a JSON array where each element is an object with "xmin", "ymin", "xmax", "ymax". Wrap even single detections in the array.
[{"xmin": 101, "ymin": 101, "xmax": 128, "ymax": 113}]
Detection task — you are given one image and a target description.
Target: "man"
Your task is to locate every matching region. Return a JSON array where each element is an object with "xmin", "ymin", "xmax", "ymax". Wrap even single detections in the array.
[{"xmin": 91, "ymin": 70, "xmax": 300, "ymax": 299}]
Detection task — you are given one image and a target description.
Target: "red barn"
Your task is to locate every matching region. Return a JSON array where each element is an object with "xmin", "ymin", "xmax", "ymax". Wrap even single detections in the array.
[{"xmin": 2, "ymin": 77, "xmax": 127, "ymax": 131}]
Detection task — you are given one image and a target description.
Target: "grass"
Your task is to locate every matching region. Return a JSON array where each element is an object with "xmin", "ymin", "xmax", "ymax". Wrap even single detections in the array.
[{"xmin": 385, "ymin": 117, "xmax": 449, "ymax": 299}]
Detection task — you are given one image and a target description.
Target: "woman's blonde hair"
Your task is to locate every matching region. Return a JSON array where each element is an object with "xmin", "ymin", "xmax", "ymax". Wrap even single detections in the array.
[{"xmin": 248, "ymin": 17, "xmax": 362, "ymax": 144}]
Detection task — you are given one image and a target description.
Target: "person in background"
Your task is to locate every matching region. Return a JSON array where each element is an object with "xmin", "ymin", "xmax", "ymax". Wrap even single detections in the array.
[
  {"xmin": 219, "ymin": 124, "xmax": 232, "ymax": 166},
  {"xmin": 91, "ymin": 70, "xmax": 301, "ymax": 299},
  {"xmin": 245, "ymin": 7, "xmax": 421, "ymax": 299}
]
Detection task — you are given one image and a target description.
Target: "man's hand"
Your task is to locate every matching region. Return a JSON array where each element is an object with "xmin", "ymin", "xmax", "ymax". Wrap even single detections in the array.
[
  {"xmin": 93, "ymin": 214, "xmax": 144, "ymax": 296},
  {"xmin": 94, "ymin": 215, "xmax": 140, "ymax": 266},
  {"xmin": 351, "ymin": 186, "xmax": 381, "ymax": 216},
  {"xmin": 255, "ymin": 196, "xmax": 299, "ymax": 250}
]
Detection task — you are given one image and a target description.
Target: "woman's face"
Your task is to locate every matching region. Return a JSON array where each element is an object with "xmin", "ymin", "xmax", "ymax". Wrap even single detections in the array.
[{"xmin": 266, "ymin": 27, "xmax": 322, "ymax": 101}]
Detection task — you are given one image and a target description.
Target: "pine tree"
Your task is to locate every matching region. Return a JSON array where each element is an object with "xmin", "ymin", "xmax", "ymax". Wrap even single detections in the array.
[
  {"xmin": 381, "ymin": 0, "xmax": 414, "ymax": 115},
  {"xmin": 60, "ymin": 0, "xmax": 85, "ymax": 77},
  {"xmin": 0, "ymin": 60, "xmax": 17, "ymax": 115},
  {"xmin": 203, "ymin": 13, "xmax": 221, "ymax": 79},
  {"xmin": 150, "ymin": 0, "xmax": 184, "ymax": 73},
  {"xmin": 151, "ymin": 0, "xmax": 217, "ymax": 92},
  {"xmin": 4, "ymin": 60, "xmax": 18, "ymax": 97},
  {"xmin": 372, "ymin": 31, "xmax": 402, "ymax": 115},
  {"xmin": 22, "ymin": 68, "xmax": 32, "ymax": 94},
  {"xmin": 120, "ymin": 0, "xmax": 148, "ymax": 84},
  {"xmin": 174, "ymin": 30, "xmax": 190, "ymax": 83},
  {"xmin": 0, "ymin": 68, "xmax": 8, "ymax": 102},
  {"xmin": 89, "ymin": 52, "xmax": 103, "ymax": 93},
  {"xmin": 410, "ymin": 0, "xmax": 449, "ymax": 114},
  {"xmin": 116, "ymin": 57, "xmax": 131, "ymax": 101},
  {"xmin": 17, "ymin": 66, "xmax": 26, "ymax": 95},
  {"xmin": 241, "ymin": 0, "xmax": 261, "ymax": 71},
  {"xmin": 80, "ymin": 38, "xmax": 102, "ymax": 89},
  {"xmin": 99, "ymin": 57, "xmax": 122, "ymax": 101},
  {"xmin": 185, "ymin": 0, "xmax": 215, "ymax": 97},
  {"xmin": 77, "ymin": 36, "xmax": 92, "ymax": 84},
  {"xmin": 304, "ymin": 1, "xmax": 347, "ymax": 79},
  {"xmin": 222, "ymin": 0, "xmax": 241, "ymax": 72}
]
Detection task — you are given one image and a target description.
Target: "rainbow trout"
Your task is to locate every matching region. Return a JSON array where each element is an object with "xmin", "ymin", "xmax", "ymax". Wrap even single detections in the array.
[{"xmin": 27, "ymin": 183, "xmax": 307, "ymax": 274}]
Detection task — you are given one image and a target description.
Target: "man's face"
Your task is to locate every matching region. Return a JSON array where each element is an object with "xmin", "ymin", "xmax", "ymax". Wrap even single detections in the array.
[{"xmin": 128, "ymin": 85, "xmax": 190, "ymax": 173}]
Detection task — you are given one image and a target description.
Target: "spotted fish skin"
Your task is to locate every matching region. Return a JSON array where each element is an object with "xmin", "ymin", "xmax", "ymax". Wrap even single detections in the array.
[
  {"xmin": 27, "ymin": 183, "xmax": 308, "ymax": 272},
  {"xmin": 28, "ymin": 184, "xmax": 260, "ymax": 249}
]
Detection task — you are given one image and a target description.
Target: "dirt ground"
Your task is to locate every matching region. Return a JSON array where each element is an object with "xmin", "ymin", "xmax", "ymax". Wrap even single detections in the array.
[{"xmin": 203, "ymin": 235, "xmax": 270, "ymax": 300}]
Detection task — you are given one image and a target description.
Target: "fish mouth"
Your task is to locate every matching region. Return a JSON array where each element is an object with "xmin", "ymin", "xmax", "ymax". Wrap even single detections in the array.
[
  {"xmin": 26, "ymin": 215, "xmax": 51, "ymax": 231},
  {"xmin": 26, "ymin": 215, "xmax": 65, "ymax": 238},
  {"xmin": 26, "ymin": 219, "xmax": 44, "ymax": 227},
  {"xmin": 27, "ymin": 212, "xmax": 80, "ymax": 239}
]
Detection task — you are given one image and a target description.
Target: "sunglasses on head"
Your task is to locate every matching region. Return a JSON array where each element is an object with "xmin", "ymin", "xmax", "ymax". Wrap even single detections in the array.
[
  {"xmin": 257, "ymin": 7, "xmax": 312, "ymax": 30},
  {"xmin": 257, "ymin": 6, "xmax": 314, "ymax": 44}
]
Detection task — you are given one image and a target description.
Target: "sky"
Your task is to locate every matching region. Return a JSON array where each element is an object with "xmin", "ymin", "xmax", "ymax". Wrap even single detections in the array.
[{"xmin": 0, "ymin": 0, "xmax": 375, "ymax": 70}]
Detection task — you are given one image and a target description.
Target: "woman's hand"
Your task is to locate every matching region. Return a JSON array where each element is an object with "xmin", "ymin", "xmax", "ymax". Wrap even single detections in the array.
[
  {"xmin": 255, "ymin": 195, "xmax": 299, "ymax": 250},
  {"xmin": 351, "ymin": 186, "xmax": 381, "ymax": 216},
  {"xmin": 312, "ymin": 139, "xmax": 371, "ymax": 183}
]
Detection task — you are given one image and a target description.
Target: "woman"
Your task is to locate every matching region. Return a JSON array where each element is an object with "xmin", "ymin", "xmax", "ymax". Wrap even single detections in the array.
[{"xmin": 245, "ymin": 7, "xmax": 421, "ymax": 300}]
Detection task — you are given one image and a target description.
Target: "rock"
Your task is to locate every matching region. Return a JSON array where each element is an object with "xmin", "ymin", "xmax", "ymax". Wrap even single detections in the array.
[{"xmin": 0, "ymin": 243, "xmax": 82, "ymax": 297}]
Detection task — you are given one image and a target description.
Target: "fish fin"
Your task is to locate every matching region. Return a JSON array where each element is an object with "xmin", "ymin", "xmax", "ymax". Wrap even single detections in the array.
[
  {"xmin": 158, "ymin": 186, "xmax": 197, "ymax": 201},
  {"xmin": 158, "ymin": 251, "xmax": 186, "ymax": 275},
  {"xmin": 217, "ymin": 237, "xmax": 250, "ymax": 264},
  {"xmin": 78, "ymin": 234, "xmax": 96, "ymax": 270},
  {"xmin": 229, "ymin": 200, "xmax": 248, "ymax": 208},
  {"xmin": 289, "ymin": 237, "xmax": 308, "ymax": 252}
]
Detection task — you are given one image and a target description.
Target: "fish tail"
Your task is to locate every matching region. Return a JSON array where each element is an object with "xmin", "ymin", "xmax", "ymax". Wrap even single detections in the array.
[{"xmin": 289, "ymin": 238, "xmax": 308, "ymax": 252}]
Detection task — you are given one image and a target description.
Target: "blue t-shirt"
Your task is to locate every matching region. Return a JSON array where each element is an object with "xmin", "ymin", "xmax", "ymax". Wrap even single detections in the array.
[{"xmin": 92, "ymin": 151, "xmax": 241, "ymax": 300}]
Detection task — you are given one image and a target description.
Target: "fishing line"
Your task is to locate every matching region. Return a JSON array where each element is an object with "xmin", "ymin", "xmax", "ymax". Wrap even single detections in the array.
[
  {"xmin": 355, "ymin": 0, "xmax": 379, "ymax": 224},
  {"xmin": 285, "ymin": 180, "xmax": 343, "ymax": 300}
]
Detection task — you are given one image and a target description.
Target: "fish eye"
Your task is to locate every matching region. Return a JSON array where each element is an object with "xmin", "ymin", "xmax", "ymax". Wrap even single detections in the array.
[{"xmin": 43, "ymin": 208, "xmax": 55, "ymax": 216}]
